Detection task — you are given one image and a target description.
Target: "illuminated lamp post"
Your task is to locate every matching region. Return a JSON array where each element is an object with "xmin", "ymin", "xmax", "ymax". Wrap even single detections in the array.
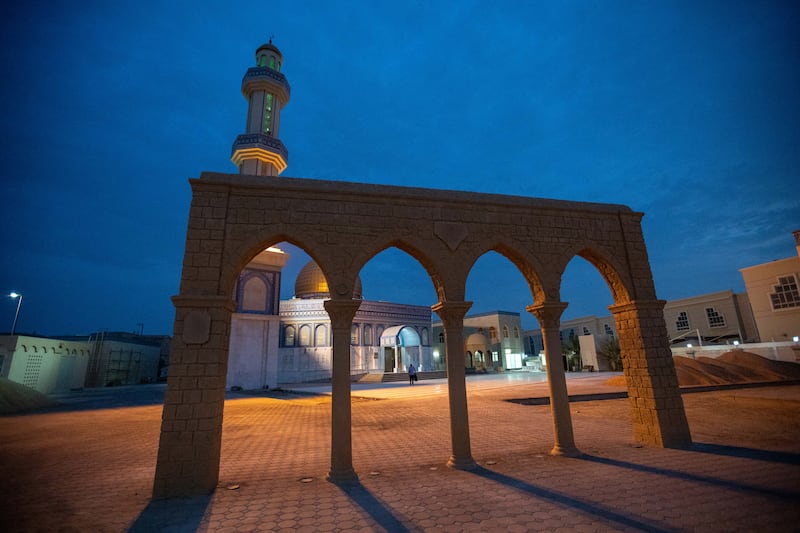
[{"xmin": 9, "ymin": 292, "xmax": 23, "ymax": 335}]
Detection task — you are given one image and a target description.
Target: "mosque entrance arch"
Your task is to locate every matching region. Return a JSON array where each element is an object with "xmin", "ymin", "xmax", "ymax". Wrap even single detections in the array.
[{"xmin": 380, "ymin": 325, "xmax": 422, "ymax": 373}]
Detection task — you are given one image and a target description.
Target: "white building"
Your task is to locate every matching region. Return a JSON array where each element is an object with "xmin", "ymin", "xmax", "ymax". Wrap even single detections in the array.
[
  {"xmin": 740, "ymin": 230, "xmax": 800, "ymax": 343},
  {"xmin": 432, "ymin": 311, "xmax": 525, "ymax": 371},
  {"xmin": 227, "ymin": 250, "xmax": 433, "ymax": 390},
  {"xmin": 0, "ymin": 333, "xmax": 164, "ymax": 394}
]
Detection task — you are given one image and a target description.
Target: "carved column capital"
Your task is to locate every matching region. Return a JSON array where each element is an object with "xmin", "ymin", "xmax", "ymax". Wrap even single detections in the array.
[
  {"xmin": 323, "ymin": 299, "xmax": 362, "ymax": 330},
  {"xmin": 526, "ymin": 302, "xmax": 568, "ymax": 329},
  {"xmin": 431, "ymin": 301, "xmax": 473, "ymax": 328}
]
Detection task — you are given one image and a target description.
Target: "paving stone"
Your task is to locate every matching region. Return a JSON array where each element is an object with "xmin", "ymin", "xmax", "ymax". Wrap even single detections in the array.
[{"xmin": 1, "ymin": 377, "xmax": 799, "ymax": 531}]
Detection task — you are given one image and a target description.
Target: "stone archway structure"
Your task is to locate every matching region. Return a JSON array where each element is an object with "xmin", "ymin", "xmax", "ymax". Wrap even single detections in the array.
[{"xmin": 152, "ymin": 171, "xmax": 692, "ymax": 498}]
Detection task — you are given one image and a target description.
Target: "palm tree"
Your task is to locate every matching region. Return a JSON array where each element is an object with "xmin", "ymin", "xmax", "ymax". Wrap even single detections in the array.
[
  {"xmin": 598, "ymin": 336, "xmax": 622, "ymax": 371},
  {"xmin": 562, "ymin": 333, "xmax": 582, "ymax": 371}
]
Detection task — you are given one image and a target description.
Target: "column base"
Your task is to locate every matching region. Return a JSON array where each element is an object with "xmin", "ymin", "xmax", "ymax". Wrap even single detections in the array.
[
  {"xmin": 447, "ymin": 455, "xmax": 477, "ymax": 470},
  {"xmin": 326, "ymin": 468, "xmax": 359, "ymax": 484},
  {"xmin": 550, "ymin": 445, "xmax": 581, "ymax": 458}
]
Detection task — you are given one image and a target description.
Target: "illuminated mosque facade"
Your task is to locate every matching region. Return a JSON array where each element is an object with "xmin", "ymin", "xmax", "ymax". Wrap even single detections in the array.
[{"xmin": 225, "ymin": 41, "xmax": 432, "ymax": 390}]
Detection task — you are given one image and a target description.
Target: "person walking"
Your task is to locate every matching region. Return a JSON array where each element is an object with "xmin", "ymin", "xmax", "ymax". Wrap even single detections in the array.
[{"xmin": 408, "ymin": 363, "xmax": 417, "ymax": 385}]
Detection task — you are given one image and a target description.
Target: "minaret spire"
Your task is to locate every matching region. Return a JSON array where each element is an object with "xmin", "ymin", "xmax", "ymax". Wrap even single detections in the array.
[{"xmin": 231, "ymin": 40, "xmax": 291, "ymax": 176}]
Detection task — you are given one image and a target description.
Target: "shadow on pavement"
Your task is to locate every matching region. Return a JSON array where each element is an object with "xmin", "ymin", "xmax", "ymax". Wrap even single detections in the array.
[
  {"xmin": 506, "ymin": 391, "xmax": 628, "ymax": 405},
  {"xmin": 689, "ymin": 442, "xmax": 800, "ymax": 466},
  {"xmin": 128, "ymin": 495, "xmax": 211, "ymax": 532},
  {"xmin": 336, "ymin": 481, "xmax": 410, "ymax": 533},
  {"xmin": 578, "ymin": 454, "xmax": 799, "ymax": 499},
  {"xmin": 470, "ymin": 466, "xmax": 674, "ymax": 532}
]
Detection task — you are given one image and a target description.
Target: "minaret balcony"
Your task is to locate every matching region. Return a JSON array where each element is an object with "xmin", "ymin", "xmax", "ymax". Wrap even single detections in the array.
[
  {"xmin": 231, "ymin": 133, "xmax": 289, "ymax": 174},
  {"xmin": 242, "ymin": 67, "xmax": 291, "ymax": 103}
]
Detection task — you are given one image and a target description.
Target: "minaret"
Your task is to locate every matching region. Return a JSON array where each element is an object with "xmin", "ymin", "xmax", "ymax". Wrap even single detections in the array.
[{"xmin": 231, "ymin": 40, "xmax": 291, "ymax": 176}]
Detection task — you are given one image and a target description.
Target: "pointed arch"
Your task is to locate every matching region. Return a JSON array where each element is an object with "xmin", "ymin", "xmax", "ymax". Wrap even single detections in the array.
[
  {"xmin": 352, "ymin": 238, "xmax": 443, "ymax": 303},
  {"xmin": 221, "ymin": 231, "xmax": 329, "ymax": 299},
  {"xmin": 572, "ymin": 246, "xmax": 635, "ymax": 306}
]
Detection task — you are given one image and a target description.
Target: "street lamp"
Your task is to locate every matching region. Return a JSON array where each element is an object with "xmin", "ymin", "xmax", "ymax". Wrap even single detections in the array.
[{"xmin": 9, "ymin": 292, "xmax": 22, "ymax": 335}]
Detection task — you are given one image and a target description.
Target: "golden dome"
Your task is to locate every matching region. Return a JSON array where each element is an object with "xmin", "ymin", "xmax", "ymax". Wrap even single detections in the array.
[{"xmin": 294, "ymin": 261, "xmax": 363, "ymax": 299}]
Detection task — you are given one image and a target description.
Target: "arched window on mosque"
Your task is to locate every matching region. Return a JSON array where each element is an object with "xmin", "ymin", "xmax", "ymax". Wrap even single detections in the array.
[
  {"xmin": 489, "ymin": 327, "xmax": 497, "ymax": 341},
  {"xmin": 284, "ymin": 326, "xmax": 296, "ymax": 347},
  {"xmin": 438, "ymin": 332, "xmax": 444, "ymax": 343},
  {"xmin": 241, "ymin": 276, "xmax": 268, "ymax": 312},
  {"xmin": 351, "ymin": 325, "xmax": 359, "ymax": 345},
  {"xmin": 503, "ymin": 325, "xmax": 509, "ymax": 338},
  {"xmin": 315, "ymin": 325, "xmax": 328, "ymax": 346},
  {"xmin": 513, "ymin": 326, "xmax": 520, "ymax": 339},
  {"xmin": 299, "ymin": 325, "xmax": 312, "ymax": 347},
  {"xmin": 363, "ymin": 325, "xmax": 372, "ymax": 346}
]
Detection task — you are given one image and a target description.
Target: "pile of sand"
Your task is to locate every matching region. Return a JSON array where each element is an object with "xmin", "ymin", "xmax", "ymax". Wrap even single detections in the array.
[
  {"xmin": 0, "ymin": 378, "xmax": 56, "ymax": 415},
  {"xmin": 674, "ymin": 351, "xmax": 800, "ymax": 386},
  {"xmin": 605, "ymin": 351, "xmax": 800, "ymax": 388}
]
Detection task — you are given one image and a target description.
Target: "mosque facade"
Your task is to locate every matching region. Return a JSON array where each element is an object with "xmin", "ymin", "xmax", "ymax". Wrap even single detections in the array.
[{"xmin": 227, "ymin": 248, "xmax": 433, "ymax": 390}]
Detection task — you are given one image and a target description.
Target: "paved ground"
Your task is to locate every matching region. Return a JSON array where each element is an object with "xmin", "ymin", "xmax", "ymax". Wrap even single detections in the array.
[{"xmin": 1, "ymin": 372, "xmax": 799, "ymax": 532}]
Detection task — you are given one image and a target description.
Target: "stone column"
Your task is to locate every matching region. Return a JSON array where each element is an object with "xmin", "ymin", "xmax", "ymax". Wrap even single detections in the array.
[
  {"xmin": 324, "ymin": 298, "xmax": 362, "ymax": 483},
  {"xmin": 527, "ymin": 302, "xmax": 580, "ymax": 457},
  {"xmin": 431, "ymin": 301, "xmax": 476, "ymax": 470},
  {"xmin": 153, "ymin": 295, "xmax": 235, "ymax": 498},
  {"xmin": 610, "ymin": 300, "xmax": 692, "ymax": 448}
]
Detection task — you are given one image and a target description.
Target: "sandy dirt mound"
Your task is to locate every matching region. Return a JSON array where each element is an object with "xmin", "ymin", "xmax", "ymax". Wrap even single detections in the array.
[
  {"xmin": 605, "ymin": 351, "xmax": 800, "ymax": 388},
  {"xmin": 0, "ymin": 378, "xmax": 56, "ymax": 415}
]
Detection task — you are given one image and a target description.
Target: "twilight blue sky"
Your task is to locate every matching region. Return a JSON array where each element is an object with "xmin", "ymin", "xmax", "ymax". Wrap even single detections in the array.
[{"xmin": 1, "ymin": 1, "xmax": 798, "ymax": 336}]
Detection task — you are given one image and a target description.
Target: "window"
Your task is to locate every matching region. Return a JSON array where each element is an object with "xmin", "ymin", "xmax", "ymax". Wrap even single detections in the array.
[
  {"xmin": 283, "ymin": 326, "xmax": 296, "ymax": 347},
  {"xmin": 269, "ymin": 56, "xmax": 276, "ymax": 69},
  {"xmin": 705, "ymin": 307, "xmax": 726, "ymax": 328},
  {"xmin": 604, "ymin": 324, "xmax": 614, "ymax": 337},
  {"xmin": 489, "ymin": 327, "xmax": 497, "ymax": 341},
  {"xmin": 583, "ymin": 327, "xmax": 590, "ymax": 335},
  {"xmin": 438, "ymin": 332, "xmax": 444, "ymax": 343},
  {"xmin": 351, "ymin": 325, "xmax": 359, "ymax": 345},
  {"xmin": 364, "ymin": 325, "xmax": 372, "ymax": 346},
  {"xmin": 676, "ymin": 312, "xmax": 690, "ymax": 331},
  {"xmin": 770, "ymin": 275, "xmax": 800, "ymax": 310},
  {"xmin": 421, "ymin": 328, "xmax": 429, "ymax": 345},
  {"xmin": 513, "ymin": 327, "xmax": 519, "ymax": 339},
  {"xmin": 299, "ymin": 325, "xmax": 312, "ymax": 346},
  {"xmin": 503, "ymin": 325, "xmax": 509, "ymax": 338},
  {"xmin": 315, "ymin": 325, "xmax": 328, "ymax": 346},
  {"xmin": 263, "ymin": 93, "xmax": 274, "ymax": 135}
]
